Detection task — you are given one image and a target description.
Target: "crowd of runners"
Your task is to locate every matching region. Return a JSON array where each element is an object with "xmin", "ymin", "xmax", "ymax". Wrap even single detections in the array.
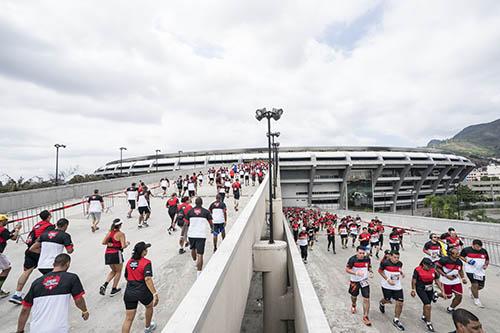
[
  {"xmin": 285, "ymin": 207, "xmax": 487, "ymax": 332},
  {"xmin": 0, "ymin": 161, "xmax": 267, "ymax": 333}
]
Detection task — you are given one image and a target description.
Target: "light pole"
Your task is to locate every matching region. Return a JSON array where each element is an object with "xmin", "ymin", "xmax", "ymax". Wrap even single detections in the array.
[
  {"xmin": 410, "ymin": 189, "xmax": 414, "ymax": 216},
  {"xmin": 255, "ymin": 107, "xmax": 283, "ymax": 244},
  {"xmin": 178, "ymin": 150, "xmax": 182, "ymax": 170},
  {"xmin": 54, "ymin": 144, "xmax": 66, "ymax": 186},
  {"xmin": 155, "ymin": 149, "xmax": 161, "ymax": 173},
  {"xmin": 268, "ymin": 132, "xmax": 280, "ymax": 198},
  {"xmin": 119, "ymin": 147, "xmax": 127, "ymax": 175}
]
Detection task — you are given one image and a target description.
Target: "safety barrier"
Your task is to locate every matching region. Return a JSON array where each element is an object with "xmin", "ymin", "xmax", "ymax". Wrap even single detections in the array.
[{"xmin": 283, "ymin": 218, "xmax": 331, "ymax": 332}]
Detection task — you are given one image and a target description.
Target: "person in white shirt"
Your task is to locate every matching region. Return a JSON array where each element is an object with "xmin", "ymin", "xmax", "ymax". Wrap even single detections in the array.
[
  {"xmin": 460, "ymin": 240, "xmax": 489, "ymax": 308},
  {"xmin": 137, "ymin": 187, "xmax": 153, "ymax": 229},
  {"xmin": 159, "ymin": 178, "xmax": 169, "ymax": 198},
  {"xmin": 87, "ymin": 189, "xmax": 104, "ymax": 232},
  {"xmin": 378, "ymin": 251, "xmax": 406, "ymax": 331},
  {"xmin": 125, "ymin": 183, "xmax": 138, "ymax": 218},
  {"xmin": 34, "ymin": 218, "xmax": 74, "ymax": 275},
  {"xmin": 186, "ymin": 197, "xmax": 213, "ymax": 277},
  {"xmin": 209, "ymin": 195, "xmax": 227, "ymax": 252}
]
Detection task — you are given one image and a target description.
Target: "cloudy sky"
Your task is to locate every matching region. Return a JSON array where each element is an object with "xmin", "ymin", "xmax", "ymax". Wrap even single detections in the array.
[{"xmin": 1, "ymin": 0, "xmax": 499, "ymax": 179}]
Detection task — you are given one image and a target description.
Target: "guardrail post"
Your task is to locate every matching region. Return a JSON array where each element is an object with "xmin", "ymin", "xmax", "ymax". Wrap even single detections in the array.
[{"xmin": 253, "ymin": 240, "xmax": 289, "ymax": 333}]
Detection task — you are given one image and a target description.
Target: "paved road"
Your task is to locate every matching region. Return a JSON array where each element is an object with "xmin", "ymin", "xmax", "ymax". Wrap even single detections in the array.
[
  {"xmin": 305, "ymin": 230, "xmax": 500, "ymax": 333},
  {"xmin": 0, "ymin": 181, "xmax": 257, "ymax": 333}
]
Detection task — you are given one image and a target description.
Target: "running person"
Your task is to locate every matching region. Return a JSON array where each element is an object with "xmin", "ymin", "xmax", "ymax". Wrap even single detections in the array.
[
  {"xmin": 9, "ymin": 210, "xmax": 54, "ymax": 305},
  {"xmin": 358, "ymin": 227, "xmax": 371, "ymax": 251},
  {"xmin": 125, "ymin": 183, "xmax": 138, "ymax": 218},
  {"xmin": 378, "ymin": 251, "xmax": 406, "ymax": 331},
  {"xmin": 460, "ymin": 240, "xmax": 489, "ymax": 308},
  {"xmin": 348, "ymin": 220, "xmax": 359, "ymax": 248},
  {"xmin": 338, "ymin": 221, "xmax": 349, "ymax": 249},
  {"xmin": 187, "ymin": 178, "xmax": 196, "ymax": 198},
  {"xmin": 100, "ymin": 219, "xmax": 129, "ymax": 297},
  {"xmin": 137, "ymin": 186, "xmax": 152, "ymax": 228},
  {"xmin": 16, "ymin": 253, "xmax": 89, "ymax": 333},
  {"xmin": 411, "ymin": 258, "xmax": 443, "ymax": 332},
  {"xmin": 209, "ymin": 195, "xmax": 227, "ymax": 252},
  {"xmin": 166, "ymin": 193, "xmax": 179, "ymax": 234},
  {"xmin": 232, "ymin": 179, "xmax": 242, "ymax": 211},
  {"xmin": 36, "ymin": 218, "xmax": 74, "ymax": 275},
  {"xmin": 0, "ymin": 214, "xmax": 21, "ymax": 298},
  {"xmin": 327, "ymin": 223, "xmax": 336, "ymax": 254},
  {"xmin": 186, "ymin": 197, "xmax": 213, "ymax": 277},
  {"xmin": 346, "ymin": 246, "xmax": 373, "ymax": 326},
  {"xmin": 297, "ymin": 227, "xmax": 308, "ymax": 263},
  {"xmin": 389, "ymin": 227, "xmax": 401, "ymax": 252},
  {"xmin": 176, "ymin": 196, "xmax": 192, "ymax": 254},
  {"xmin": 160, "ymin": 178, "xmax": 169, "ymax": 198},
  {"xmin": 176, "ymin": 176, "xmax": 183, "ymax": 196},
  {"xmin": 369, "ymin": 228, "xmax": 380, "ymax": 258},
  {"xmin": 291, "ymin": 219, "xmax": 300, "ymax": 242},
  {"xmin": 423, "ymin": 233, "xmax": 444, "ymax": 264},
  {"xmin": 122, "ymin": 242, "xmax": 158, "ymax": 333},
  {"xmin": 87, "ymin": 189, "xmax": 105, "ymax": 232},
  {"xmin": 436, "ymin": 246, "xmax": 467, "ymax": 313}
]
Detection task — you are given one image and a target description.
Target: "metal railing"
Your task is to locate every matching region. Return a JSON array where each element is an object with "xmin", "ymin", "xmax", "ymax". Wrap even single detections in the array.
[{"xmin": 6, "ymin": 201, "xmax": 66, "ymax": 238}]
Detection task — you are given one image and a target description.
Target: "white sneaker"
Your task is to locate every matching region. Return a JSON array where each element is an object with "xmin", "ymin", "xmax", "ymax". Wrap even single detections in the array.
[
  {"xmin": 144, "ymin": 321, "xmax": 157, "ymax": 333},
  {"xmin": 474, "ymin": 299, "xmax": 485, "ymax": 308},
  {"xmin": 469, "ymin": 287, "xmax": 474, "ymax": 299}
]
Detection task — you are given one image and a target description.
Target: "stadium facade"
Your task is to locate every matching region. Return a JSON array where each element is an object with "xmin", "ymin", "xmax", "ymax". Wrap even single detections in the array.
[{"xmin": 95, "ymin": 146, "xmax": 475, "ymax": 212}]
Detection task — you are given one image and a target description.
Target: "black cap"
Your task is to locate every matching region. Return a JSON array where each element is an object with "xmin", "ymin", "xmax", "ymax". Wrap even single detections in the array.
[
  {"xmin": 421, "ymin": 258, "xmax": 433, "ymax": 266},
  {"xmin": 132, "ymin": 241, "xmax": 151, "ymax": 259}
]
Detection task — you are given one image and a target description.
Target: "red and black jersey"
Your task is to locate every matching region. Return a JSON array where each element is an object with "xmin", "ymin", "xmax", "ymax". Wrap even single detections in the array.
[
  {"xmin": 389, "ymin": 231, "xmax": 401, "ymax": 244},
  {"xmin": 446, "ymin": 236, "xmax": 463, "ymax": 249},
  {"xmin": 376, "ymin": 224, "xmax": 385, "ymax": 234},
  {"xmin": 359, "ymin": 232, "xmax": 371, "ymax": 245},
  {"xmin": 232, "ymin": 181, "xmax": 241, "ymax": 194},
  {"xmin": 125, "ymin": 257, "xmax": 153, "ymax": 293},
  {"xmin": 167, "ymin": 197, "xmax": 179, "ymax": 208},
  {"xmin": 346, "ymin": 255, "xmax": 371, "ymax": 281},
  {"xmin": 105, "ymin": 231, "xmax": 122, "ymax": 254},
  {"xmin": 0, "ymin": 226, "xmax": 13, "ymax": 253},
  {"xmin": 26, "ymin": 220, "xmax": 55, "ymax": 247},
  {"xmin": 413, "ymin": 266, "xmax": 438, "ymax": 289},
  {"xmin": 326, "ymin": 226, "xmax": 335, "ymax": 237},
  {"xmin": 291, "ymin": 222, "xmax": 299, "ymax": 231},
  {"xmin": 22, "ymin": 271, "xmax": 85, "ymax": 332}
]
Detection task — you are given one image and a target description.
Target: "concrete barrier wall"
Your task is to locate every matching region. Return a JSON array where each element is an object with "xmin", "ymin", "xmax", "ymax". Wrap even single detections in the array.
[
  {"xmin": 0, "ymin": 167, "xmax": 208, "ymax": 213},
  {"xmin": 162, "ymin": 174, "xmax": 269, "ymax": 333},
  {"xmin": 337, "ymin": 210, "xmax": 500, "ymax": 240},
  {"xmin": 283, "ymin": 220, "xmax": 331, "ymax": 332}
]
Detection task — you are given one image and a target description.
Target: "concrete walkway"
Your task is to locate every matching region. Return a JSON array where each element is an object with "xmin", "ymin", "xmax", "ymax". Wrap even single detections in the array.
[
  {"xmin": 0, "ymin": 181, "xmax": 257, "ymax": 332},
  {"xmin": 305, "ymin": 230, "xmax": 500, "ymax": 333}
]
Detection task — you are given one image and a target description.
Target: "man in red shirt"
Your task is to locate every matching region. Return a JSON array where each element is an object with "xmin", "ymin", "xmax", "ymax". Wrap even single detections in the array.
[
  {"xmin": 10, "ymin": 210, "xmax": 55, "ymax": 305},
  {"xmin": 232, "ymin": 179, "xmax": 242, "ymax": 211},
  {"xmin": 327, "ymin": 224, "xmax": 336, "ymax": 254}
]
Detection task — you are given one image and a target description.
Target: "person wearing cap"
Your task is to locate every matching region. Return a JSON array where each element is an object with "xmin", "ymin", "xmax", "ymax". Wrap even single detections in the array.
[
  {"xmin": 122, "ymin": 242, "xmax": 158, "ymax": 333},
  {"xmin": 0, "ymin": 214, "xmax": 21, "ymax": 298},
  {"xmin": 411, "ymin": 258, "xmax": 444, "ymax": 332},
  {"xmin": 186, "ymin": 197, "xmax": 213, "ymax": 277},
  {"xmin": 10, "ymin": 210, "xmax": 55, "ymax": 305},
  {"xmin": 99, "ymin": 218, "xmax": 130, "ymax": 297},
  {"xmin": 297, "ymin": 226, "xmax": 309, "ymax": 263}
]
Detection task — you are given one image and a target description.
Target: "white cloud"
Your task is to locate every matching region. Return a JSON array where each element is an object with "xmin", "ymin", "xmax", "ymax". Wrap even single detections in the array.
[{"xmin": 0, "ymin": 0, "xmax": 499, "ymax": 178}]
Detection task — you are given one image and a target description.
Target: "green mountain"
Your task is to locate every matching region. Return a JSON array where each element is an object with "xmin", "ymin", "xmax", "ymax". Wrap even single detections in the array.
[{"xmin": 427, "ymin": 118, "xmax": 500, "ymax": 158}]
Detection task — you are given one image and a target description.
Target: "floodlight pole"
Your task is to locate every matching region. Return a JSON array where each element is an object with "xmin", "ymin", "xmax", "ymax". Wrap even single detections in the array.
[
  {"xmin": 54, "ymin": 144, "xmax": 66, "ymax": 186},
  {"xmin": 155, "ymin": 149, "xmax": 161, "ymax": 172},
  {"xmin": 119, "ymin": 147, "xmax": 127, "ymax": 175}
]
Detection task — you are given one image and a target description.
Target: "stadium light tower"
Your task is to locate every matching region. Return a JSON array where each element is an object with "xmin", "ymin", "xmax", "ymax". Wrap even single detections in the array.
[
  {"xmin": 155, "ymin": 149, "xmax": 161, "ymax": 172},
  {"xmin": 54, "ymin": 144, "xmax": 66, "ymax": 186},
  {"xmin": 119, "ymin": 147, "xmax": 127, "ymax": 175},
  {"xmin": 255, "ymin": 108, "xmax": 283, "ymax": 244}
]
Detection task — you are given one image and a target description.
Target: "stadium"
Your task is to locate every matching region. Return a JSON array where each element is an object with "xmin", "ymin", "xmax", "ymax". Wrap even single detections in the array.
[{"xmin": 95, "ymin": 146, "xmax": 475, "ymax": 212}]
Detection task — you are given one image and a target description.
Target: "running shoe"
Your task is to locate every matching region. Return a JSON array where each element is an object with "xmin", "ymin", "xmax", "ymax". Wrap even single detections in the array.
[
  {"xmin": 99, "ymin": 285, "xmax": 106, "ymax": 296},
  {"xmin": 362, "ymin": 316, "xmax": 372, "ymax": 326},
  {"xmin": 143, "ymin": 222, "xmax": 149, "ymax": 227},
  {"xmin": 379, "ymin": 301, "xmax": 385, "ymax": 313},
  {"xmin": 179, "ymin": 248, "xmax": 186, "ymax": 254},
  {"xmin": 392, "ymin": 318, "xmax": 405, "ymax": 331},
  {"xmin": 9, "ymin": 294, "xmax": 23, "ymax": 305},
  {"xmin": 426, "ymin": 322, "xmax": 435, "ymax": 332},
  {"xmin": 432, "ymin": 292, "xmax": 439, "ymax": 303},
  {"xmin": 474, "ymin": 299, "xmax": 485, "ymax": 308},
  {"xmin": 110, "ymin": 288, "xmax": 121, "ymax": 297},
  {"xmin": 0, "ymin": 290, "xmax": 10, "ymax": 298},
  {"xmin": 144, "ymin": 321, "xmax": 157, "ymax": 333},
  {"xmin": 138, "ymin": 225, "xmax": 143, "ymax": 229},
  {"xmin": 351, "ymin": 306, "xmax": 357, "ymax": 314},
  {"xmin": 447, "ymin": 306, "xmax": 455, "ymax": 313}
]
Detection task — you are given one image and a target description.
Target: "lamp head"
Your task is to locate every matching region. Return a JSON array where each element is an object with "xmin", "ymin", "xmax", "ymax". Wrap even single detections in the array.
[
  {"xmin": 255, "ymin": 108, "xmax": 266, "ymax": 121},
  {"xmin": 272, "ymin": 108, "xmax": 283, "ymax": 120}
]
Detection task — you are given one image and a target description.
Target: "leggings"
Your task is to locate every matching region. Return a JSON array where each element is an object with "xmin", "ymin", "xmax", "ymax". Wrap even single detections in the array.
[
  {"xmin": 300, "ymin": 245, "xmax": 308, "ymax": 260},
  {"xmin": 327, "ymin": 236, "xmax": 335, "ymax": 251}
]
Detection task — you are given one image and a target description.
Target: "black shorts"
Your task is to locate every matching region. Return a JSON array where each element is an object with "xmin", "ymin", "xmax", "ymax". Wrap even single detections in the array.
[
  {"xmin": 340, "ymin": 234, "xmax": 348, "ymax": 239},
  {"xmin": 234, "ymin": 193, "xmax": 240, "ymax": 200},
  {"xmin": 314, "ymin": 227, "xmax": 319, "ymax": 232},
  {"xmin": 105, "ymin": 252, "xmax": 124, "ymax": 265},
  {"xmin": 416, "ymin": 287, "xmax": 434, "ymax": 305},
  {"xmin": 213, "ymin": 224, "xmax": 225, "ymax": 235},
  {"xmin": 188, "ymin": 190, "xmax": 195, "ymax": 197},
  {"xmin": 466, "ymin": 273, "xmax": 486, "ymax": 288},
  {"xmin": 23, "ymin": 250, "xmax": 40, "ymax": 269},
  {"xmin": 138, "ymin": 206, "xmax": 150, "ymax": 215},
  {"xmin": 124, "ymin": 289, "xmax": 153, "ymax": 310},
  {"xmin": 161, "ymin": 186, "xmax": 167, "ymax": 191},
  {"xmin": 370, "ymin": 241, "xmax": 380, "ymax": 247},
  {"xmin": 350, "ymin": 233, "xmax": 358, "ymax": 238},
  {"xmin": 382, "ymin": 287, "xmax": 404, "ymax": 302},
  {"xmin": 189, "ymin": 237, "xmax": 206, "ymax": 255},
  {"xmin": 128, "ymin": 200, "xmax": 136, "ymax": 209},
  {"xmin": 349, "ymin": 281, "xmax": 370, "ymax": 298}
]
